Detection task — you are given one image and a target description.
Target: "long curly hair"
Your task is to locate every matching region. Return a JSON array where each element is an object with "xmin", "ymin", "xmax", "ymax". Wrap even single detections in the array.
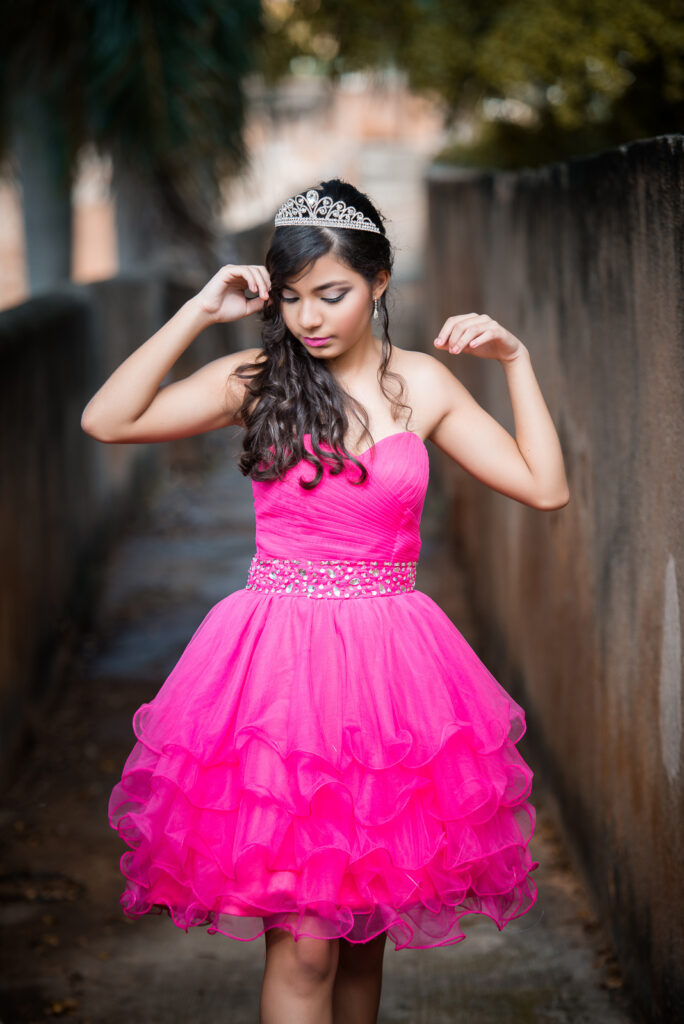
[{"xmin": 231, "ymin": 178, "xmax": 413, "ymax": 489}]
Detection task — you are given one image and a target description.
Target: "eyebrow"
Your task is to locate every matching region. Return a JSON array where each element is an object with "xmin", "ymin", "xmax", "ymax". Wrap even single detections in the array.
[{"xmin": 282, "ymin": 280, "xmax": 351, "ymax": 292}]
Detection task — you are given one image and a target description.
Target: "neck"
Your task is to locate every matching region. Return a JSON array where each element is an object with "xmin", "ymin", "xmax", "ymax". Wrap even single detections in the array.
[{"xmin": 328, "ymin": 331, "xmax": 383, "ymax": 385}]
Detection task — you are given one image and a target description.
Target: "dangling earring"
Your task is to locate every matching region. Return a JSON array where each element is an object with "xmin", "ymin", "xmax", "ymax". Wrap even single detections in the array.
[{"xmin": 373, "ymin": 297, "xmax": 379, "ymax": 321}]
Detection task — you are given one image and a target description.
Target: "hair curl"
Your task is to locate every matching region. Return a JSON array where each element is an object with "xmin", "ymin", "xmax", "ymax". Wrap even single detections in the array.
[{"xmin": 230, "ymin": 177, "xmax": 413, "ymax": 489}]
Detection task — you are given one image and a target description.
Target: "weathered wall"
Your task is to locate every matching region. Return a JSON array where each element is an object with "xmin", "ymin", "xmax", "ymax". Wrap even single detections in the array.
[
  {"xmin": 0, "ymin": 220, "xmax": 269, "ymax": 786},
  {"xmin": 424, "ymin": 134, "xmax": 683, "ymax": 1021}
]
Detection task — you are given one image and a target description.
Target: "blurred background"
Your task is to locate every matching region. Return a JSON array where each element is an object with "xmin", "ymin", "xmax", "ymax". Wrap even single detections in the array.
[
  {"xmin": 1, "ymin": 0, "xmax": 681, "ymax": 307},
  {"xmin": 1, "ymin": 4, "xmax": 682, "ymax": 1024}
]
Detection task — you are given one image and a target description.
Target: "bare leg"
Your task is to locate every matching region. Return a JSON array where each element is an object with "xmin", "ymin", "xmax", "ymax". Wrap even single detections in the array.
[
  {"xmin": 331, "ymin": 932, "xmax": 387, "ymax": 1024},
  {"xmin": 260, "ymin": 926, "xmax": 339, "ymax": 1024}
]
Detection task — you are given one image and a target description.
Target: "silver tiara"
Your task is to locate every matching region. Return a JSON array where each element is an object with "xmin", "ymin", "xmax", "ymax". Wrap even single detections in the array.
[{"xmin": 274, "ymin": 188, "xmax": 382, "ymax": 235}]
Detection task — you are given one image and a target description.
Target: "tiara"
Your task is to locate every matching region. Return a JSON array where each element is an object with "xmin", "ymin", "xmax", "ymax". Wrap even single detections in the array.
[{"xmin": 274, "ymin": 188, "xmax": 382, "ymax": 234}]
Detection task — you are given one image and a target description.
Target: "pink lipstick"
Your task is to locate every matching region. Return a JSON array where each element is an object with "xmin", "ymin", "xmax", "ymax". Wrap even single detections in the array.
[{"xmin": 302, "ymin": 337, "xmax": 331, "ymax": 347}]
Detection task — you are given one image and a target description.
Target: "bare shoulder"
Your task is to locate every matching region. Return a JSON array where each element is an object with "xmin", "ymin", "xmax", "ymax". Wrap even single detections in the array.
[
  {"xmin": 180, "ymin": 346, "xmax": 266, "ymax": 430},
  {"xmin": 217, "ymin": 347, "xmax": 266, "ymax": 420},
  {"xmin": 390, "ymin": 347, "xmax": 468, "ymax": 433},
  {"xmin": 204, "ymin": 346, "xmax": 263, "ymax": 386},
  {"xmin": 390, "ymin": 345, "xmax": 458, "ymax": 387},
  {"xmin": 220, "ymin": 346, "xmax": 266, "ymax": 374},
  {"xmin": 199, "ymin": 346, "xmax": 265, "ymax": 384}
]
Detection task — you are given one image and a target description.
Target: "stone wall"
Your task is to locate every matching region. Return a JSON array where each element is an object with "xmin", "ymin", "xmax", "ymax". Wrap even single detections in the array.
[{"xmin": 423, "ymin": 134, "xmax": 684, "ymax": 1021}]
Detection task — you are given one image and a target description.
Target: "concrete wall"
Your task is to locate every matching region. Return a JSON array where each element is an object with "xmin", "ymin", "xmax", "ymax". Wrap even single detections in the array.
[
  {"xmin": 424, "ymin": 134, "xmax": 683, "ymax": 1021},
  {"xmin": 0, "ymin": 220, "xmax": 270, "ymax": 786}
]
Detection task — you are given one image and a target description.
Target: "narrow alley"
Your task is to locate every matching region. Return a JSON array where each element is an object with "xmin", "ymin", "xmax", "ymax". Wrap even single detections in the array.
[{"xmin": 0, "ymin": 428, "xmax": 637, "ymax": 1024}]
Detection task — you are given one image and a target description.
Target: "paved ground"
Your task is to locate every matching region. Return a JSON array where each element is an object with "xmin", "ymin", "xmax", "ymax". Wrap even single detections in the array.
[{"xmin": 0, "ymin": 424, "xmax": 639, "ymax": 1024}]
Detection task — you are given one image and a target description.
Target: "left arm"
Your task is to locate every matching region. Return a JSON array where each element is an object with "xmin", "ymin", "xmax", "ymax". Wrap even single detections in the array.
[{"xmin": 426, "ymin": 313, "xmax": 570, "ymax": 510}]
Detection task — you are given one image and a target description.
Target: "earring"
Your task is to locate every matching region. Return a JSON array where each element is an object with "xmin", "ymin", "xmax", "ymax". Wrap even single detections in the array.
[{"xmin": 373, "ymin": 297, "xmax": 379, "ymax": 321}]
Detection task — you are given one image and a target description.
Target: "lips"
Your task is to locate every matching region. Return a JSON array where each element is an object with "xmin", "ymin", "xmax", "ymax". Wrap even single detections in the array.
[{"xmin": 302, "ymin": 336, "xmax": 331, "ymax": 346}]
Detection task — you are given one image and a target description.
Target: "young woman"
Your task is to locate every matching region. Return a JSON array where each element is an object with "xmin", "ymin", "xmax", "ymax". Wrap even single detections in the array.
[{"xmin": 82, "ymin": 178, "xmax": 569, "ymax": 1024}]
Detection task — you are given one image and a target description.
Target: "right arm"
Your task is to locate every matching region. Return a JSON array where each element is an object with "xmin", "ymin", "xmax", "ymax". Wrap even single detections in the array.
[{"xmin": 80, "ymin": 264, "xmax": 271, "ymax": 444}]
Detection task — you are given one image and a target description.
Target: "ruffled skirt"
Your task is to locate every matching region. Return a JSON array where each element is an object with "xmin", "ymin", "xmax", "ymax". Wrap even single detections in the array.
[{"xmin": 108, "ymin": 587, "xmax": 538, "ymax": 949}]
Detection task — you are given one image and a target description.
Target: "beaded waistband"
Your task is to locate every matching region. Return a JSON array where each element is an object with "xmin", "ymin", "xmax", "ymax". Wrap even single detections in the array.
[{"xmin": 245, "ymin": 554, "xmax": 417, "ymax": 599}]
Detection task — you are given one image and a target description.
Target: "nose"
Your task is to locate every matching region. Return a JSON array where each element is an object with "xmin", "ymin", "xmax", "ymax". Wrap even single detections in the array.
[{"xmin": 297, "ymin": 299, "xmax": 324, "ymax": 331}]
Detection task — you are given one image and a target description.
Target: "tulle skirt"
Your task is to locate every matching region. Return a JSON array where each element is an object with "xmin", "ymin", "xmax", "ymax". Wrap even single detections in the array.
[{"xmin": 108, "ymin": 587, "xmax": 538, "ymax": 949}]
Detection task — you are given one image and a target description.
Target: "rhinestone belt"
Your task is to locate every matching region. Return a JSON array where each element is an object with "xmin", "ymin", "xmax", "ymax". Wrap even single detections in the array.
[{"xmin": 245, "ymin": 554, "xmax": 417, "ymax": 599}]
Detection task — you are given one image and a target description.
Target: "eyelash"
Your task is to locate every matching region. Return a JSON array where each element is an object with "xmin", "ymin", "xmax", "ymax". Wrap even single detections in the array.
[{"xmin": 281, "ymin": 294, "xmax": 347, "ymax": 304}]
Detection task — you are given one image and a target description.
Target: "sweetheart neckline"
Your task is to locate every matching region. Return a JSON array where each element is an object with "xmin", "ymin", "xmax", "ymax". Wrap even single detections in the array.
[
  {"xmin": 304, "ymin": 431, "xmax": 427, "ymax": 459},
  {"xmin": 354, "ymin": 431, "xmax": 428, "ymax": 459}
]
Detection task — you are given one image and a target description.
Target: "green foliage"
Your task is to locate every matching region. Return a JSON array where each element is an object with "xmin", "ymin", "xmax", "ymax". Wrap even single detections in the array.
[
  {"xmin": 260, "ymin": 0, "xmax": 684, "ymax": 168},
  {"xmin": 0, "ymin": 0, "xmax": 265, "ymax": 230},
  {"xmin": 257, "ymin": 0, "xmax": 422, "ymax": 83},
  {"xmin": 0, "ymin": 3, "xmax": 93, "ymax": 186},
  {"xmin": 85, "ymin": 1, "xmax": 260, "ymax": 172}
]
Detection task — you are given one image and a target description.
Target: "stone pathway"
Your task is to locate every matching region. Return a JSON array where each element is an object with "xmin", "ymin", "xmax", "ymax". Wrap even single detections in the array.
[{"xmin": 0, "ymin": 428, "xmax": 637, "ymax": 1024}]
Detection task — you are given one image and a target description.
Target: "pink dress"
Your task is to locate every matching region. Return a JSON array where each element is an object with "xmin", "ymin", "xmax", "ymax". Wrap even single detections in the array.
[{"xmin": 108, "ymin": 430, "xmax": 538, "ymax": 949}]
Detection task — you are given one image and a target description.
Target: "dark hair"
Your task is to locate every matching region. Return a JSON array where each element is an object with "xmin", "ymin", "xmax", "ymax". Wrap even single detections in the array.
[{"xmin": 231, "ymin": 178, "xmax": 413, "ymax": 489}]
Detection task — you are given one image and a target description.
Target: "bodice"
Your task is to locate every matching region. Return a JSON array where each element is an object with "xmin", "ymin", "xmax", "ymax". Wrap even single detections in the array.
[{"xmin": 251, "ymin": 431, "xmax": 429, "ymax": 562}]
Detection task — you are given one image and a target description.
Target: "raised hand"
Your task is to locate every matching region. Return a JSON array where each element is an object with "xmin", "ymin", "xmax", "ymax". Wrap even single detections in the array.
[
  {"xmin": 196, "ymin": 264, "xmax": 272, "ymax": 324},
  {"xmin": 434, "ymin": 313, "xmax": 524, "ymax": 363}
]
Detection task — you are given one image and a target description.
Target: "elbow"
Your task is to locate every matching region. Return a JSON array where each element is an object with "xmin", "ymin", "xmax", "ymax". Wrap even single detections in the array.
[
  {"xmin": 81, "ymin": 408, "xmax": 100, "ymax": 440},
  {"xmin": 81, "ymin": 408, "xmax": 115, "ymax": 443},
  {"xmin": 81, "ymin": 411, "xmax": 98, "ymax": 439}
]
